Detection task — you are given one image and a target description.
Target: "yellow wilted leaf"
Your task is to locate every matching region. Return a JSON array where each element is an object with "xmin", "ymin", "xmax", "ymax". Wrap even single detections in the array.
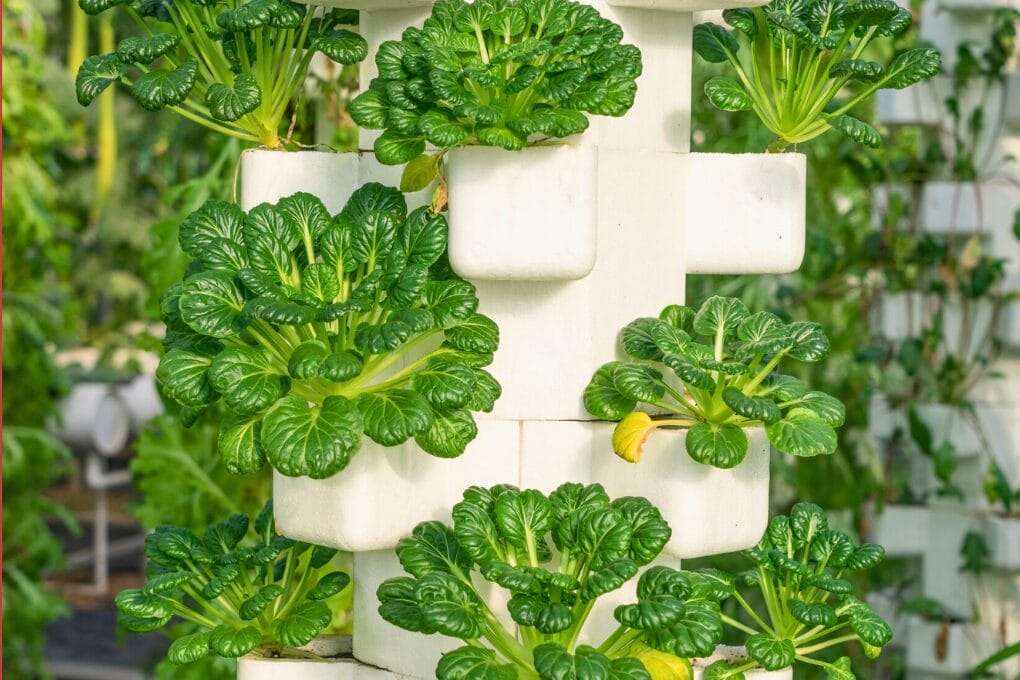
[
  {"xmin": 612, "ymin": 412, "xmax": 658, "ymax": 463},
  {"xmin": 633, "ymin": 644, "xmax": 693, "ymax": 680}
]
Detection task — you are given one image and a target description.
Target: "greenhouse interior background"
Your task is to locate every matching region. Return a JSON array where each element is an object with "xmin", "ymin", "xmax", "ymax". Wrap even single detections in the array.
[{"xmin": 3, "ymin": 0, "xmax": 1020, "ymax": 678}]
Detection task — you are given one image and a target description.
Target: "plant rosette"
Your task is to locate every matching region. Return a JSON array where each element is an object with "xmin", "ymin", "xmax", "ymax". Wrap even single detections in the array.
[
  {"xmin": 348, "ymin": 0, "xmax": 642, "ymax": 191},
  {"xmin": 378, "ymin": 482, "xmax": 729, "ymax": 680},
  {"xmin": 75, "ymin": 0, "xmax": 368, "ymax": 148},
  {"xmin": 155, "ymin": 185, "xmax": 502, "ymax": 480},
  {"xmin": 686, "ymin": 503, "xmax": 893, "ymax": 679},
  {"xmin": 116, "ymin": 502, "xmax": 352, "ymax": 663},
  {"xmin": 693, "ymin": 0, "xmax": 941, "ymax": 151},
  {"xmin": 584, "ymin": 296, "xmax": 845, "ymax": 469}
]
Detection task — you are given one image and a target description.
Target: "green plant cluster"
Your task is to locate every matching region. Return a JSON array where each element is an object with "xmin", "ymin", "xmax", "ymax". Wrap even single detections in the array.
[
  {"xmin": 584, "ymin": 296, "xmax": 844, "ymax": 469},
  {"xmin": 117, "ymin": 502, "xmax": 351, "ymax": 661},
  {"xmin": 349, "ymin": 0, "xmax": 641, "ymax": 189},
  {"xmin": 378, "ymin": 482, "xmax": 729, "ymax": 680},
  {"xmin": 75, "ymin": 0, "xmax": 368, "ymax": 147},
  {"xmin": 686, "ymin": 503, "xmax": 892, "ymax": 678},
  {"xmin": 156, "ymin": 186, "xmax": 502, "ymax": 479},
  {"xmin": 694, "ymin": 0, "xmax": 941, "ymax": 151}
]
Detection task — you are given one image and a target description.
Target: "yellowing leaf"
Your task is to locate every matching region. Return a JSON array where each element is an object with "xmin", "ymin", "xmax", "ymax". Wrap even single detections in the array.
[{"xmin": 613, "ymin": 412, "xmax": 658, "ymax": 463}]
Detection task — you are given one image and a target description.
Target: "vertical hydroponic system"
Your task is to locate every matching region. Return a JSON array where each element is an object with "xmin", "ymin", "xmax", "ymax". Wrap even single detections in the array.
[
  {"xmin": 251, "ymin": 0, "xmax": 806, "ymax": 676},
  {"xmin": 868, "ymin": 0, "xmax": 1020, "ymax": 676}
]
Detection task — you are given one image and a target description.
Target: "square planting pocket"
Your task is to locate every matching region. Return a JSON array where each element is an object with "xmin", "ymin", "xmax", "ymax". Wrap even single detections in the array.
[
  {"xmin": 446, "ymin": 144, "xmax": 598, "ymax": 281},
  {"xmin": 591, "ymin": 425, "xmax": 770, "ymax": 559}
]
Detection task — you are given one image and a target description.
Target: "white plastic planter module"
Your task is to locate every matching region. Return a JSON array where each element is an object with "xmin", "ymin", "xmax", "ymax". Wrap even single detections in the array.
[
  {"xmin": 592, "ymin": 425, "xmax": 770, "ymax": 559},
  {"xmin": 922, "ymin": 502, "xmax": 980, "ymax": 618},
  {"xmin": 683, "ymin": 153, "xmax": 806, "ymax": 275},
  {"xmin": 238, "ymin": 637, "xmax": 354, "ymax": 680},
  {"xmin": 53, "ymin": 383, "xmax": 131, "ymax": 456},
  {"xmin": 905, "ymin": 617, "xmax": 997, "ymax": 676},
  {"xmin": 607, "ymin": 0, "xmax": 767, "ymax": 12},
  {"xmin": 115, "ymin": 373, "xmax": 164, "ymax": 433},
  {"xmin": 986, "ymin": 515, "xmax": 1020, "ymax": 571},
  {"xmin": 273, "ymin": 419, "xmax": 519, "ymax": 552},
  {"xmin": 240, "ymin": 149, "xmax": 360, "ymax": 213},
  {"xmin": 446, "ymin": 144, "xmax": 598, "ymax": 281},
  {"xmin": 870, "ymin": 505, "xmax": 930, "ymax": 557},
  {"xmin": 915, "ymin": 403, "xmax": 983, "ymax": 458},
  {"xmin": 691, "ymin": 646, "xmax": 792, "ymax": 680}
]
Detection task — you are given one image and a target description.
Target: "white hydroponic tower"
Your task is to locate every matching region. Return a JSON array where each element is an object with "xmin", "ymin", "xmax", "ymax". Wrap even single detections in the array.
[
  {"xmin": 868, "ymin": 1, "xmax": 1020, "ymax": 677},
  {"xmin": 239, "ymin": 0, "xmax": 807, "ymax": 676}
]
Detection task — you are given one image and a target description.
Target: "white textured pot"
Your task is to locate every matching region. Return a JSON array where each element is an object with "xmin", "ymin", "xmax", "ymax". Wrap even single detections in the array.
[
  {"xmin": 240, "ymin": 149, "xmax": 360, "ymax": 213},
  {"xmin": 238, "ymin": 637, "xmax": 354, "ymax": 680},
  {"xmin": 915, "ymin": 403, "xmax": 983, "ymax": 458},
  {"xmin": 986, "ymin": 515, "xmax": 1020, "ymax": 571},
  {"xmin": 592, "ymin": 426, "xmax": 770, "ymax": 559},
  {"xmin": 691, "ymin": 646, "xmax": 792, "ymax": 680},
  {"xmin": 683, "ymin": 153, "xmax": 806, "ymax": 274},
  {"xmin": 446, "ymin": 144, "xmax": 598, "ymax": 281},
  {"xmin": 870, "ymin": 505, "xmax": 930, "ymax": 557},
  {"xmin": 922, "ymin": 502, "xmax": 980, "ymax": 617},
  {"xmin": 915, "ymin": 181, "xmax": 1020, "ymax": 235},
  {"xmin": 905, "ymin": 617, "xmax": 996, "ymax": 676},
  {"xmin": 607, "ymin": 0, "xmax": 767, "ymax": 11},
  {"xmin": 115, "ymin": 373, "xmax": 163, "ymax": 432},
  {"xmin": 53, "ymin": 383, "xmax": 131, "ymax": 456},
  {"xmin": 274, "ymin": 418, "xmax": 519, "ymax": 552}
]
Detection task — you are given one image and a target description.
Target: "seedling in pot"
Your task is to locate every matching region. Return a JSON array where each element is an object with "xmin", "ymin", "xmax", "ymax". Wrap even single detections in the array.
[
  {"xmin": 693, "ymin": 0, "xmax": 942, "ymax": 151},
  {"xmin": 75, "ymin": 0, "xmax": 368, "ymax": 147},
  {"xmin": 686, "ymin": 503, "xmax": 893, "ymax": 678},
  {"xmin": 585, "ymin": 296, "xmax": 844, "ymax": 469},
  {"xmin": 349, "ymin": 0, "xmax": 642, "ymax": 191},
  {"xmin": 379, "ymin": 482, "xmax": 721, "ymax": 680},
  {"xmin": 117, "ymin": 502, "xmax": 351, "ymax": 662},
  {"xmin": 156, "ymin": 185, "xmax": 501, "ymax": 479}
]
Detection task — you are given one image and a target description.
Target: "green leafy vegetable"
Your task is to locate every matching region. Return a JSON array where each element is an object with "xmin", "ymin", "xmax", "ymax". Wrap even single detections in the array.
[
  {"xmin": 350, "ymin": 0, "xmax": 642, "ymax": 186},
  {"xmin": 694, "ymin": 1, "xmax": 941, "ymax": 150},
  {"xmin": 379, "ymin": 482, "xmax": 715, "ymax": 680},
  {"xmin": 116, "ymin": 502, "xmax": 351, "ymax": 661},
  {"xmin": 75, "ymin": 1, "xmax": 367, "ymax": 147},
  {"xmin": 156, "ymin": 187, "xmax": 501, "ymax": 479},
  {"xmin": 685, "ymin": 504, "xmax": 891, "ymax": 676},
  {"xmin": 585, "ymin": 297, "xmax": 844, "ymax": 469}
]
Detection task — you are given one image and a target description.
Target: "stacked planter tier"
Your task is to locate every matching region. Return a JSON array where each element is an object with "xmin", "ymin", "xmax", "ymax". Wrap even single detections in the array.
[
  {"xmin": 250, "ymin": 0, "xmax": 811, "ymax": 676},
  {"xmin": 869, "ymin": 4, "xmax": 1020, "ymax": 677}
]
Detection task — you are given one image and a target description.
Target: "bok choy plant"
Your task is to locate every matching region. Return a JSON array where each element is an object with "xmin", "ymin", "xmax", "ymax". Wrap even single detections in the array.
[
  {"xmin": 117, "ymin": 502, "xmax": 351, "ymax": 662},
  {"xmin": 686, "ymin": 503, "xmax": 892, "ymax": 678},
  {"xmin": 349, "ymin": 0, "xmax": 642, "ymax": 190},
  {"xmin": 584, "ymin": 296, "xmax": 844, "ymax": 469},
  {"xmin": 75, "ymin": 0, "xmax": 368, "ymax": 147},
  {"xmin": 156, "ymin": 185, "xmax": 501, "ymax": 479},
  {"xmin": 693, "ymin": 0, "xmax": 942, "ymax": 151},
  {"xmin": 379, "ymin": 482, "xmax": 727, "ymax": 680}
]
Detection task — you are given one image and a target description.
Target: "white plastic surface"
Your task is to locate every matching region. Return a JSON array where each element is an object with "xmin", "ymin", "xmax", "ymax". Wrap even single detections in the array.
[
  {"xmin": 240, "ymin": 150, "xmax": 360, "ymax": 212},
  {"xmin": 870, "ymin": 505, "xmax": 931, "ymax": 557},
  {"xmin": 683, "ymin": 153, "xmax": 806, "ymax": 274},
  {"xmin": 692, "ymin": 646, "xmax": 793, "ymax": 679},
  {"xmin": 115, "ymin": 373, "xmax": 164, "ymax": 432},
  {"xmin": 446, "ymin": 144, "xmax": 598, "ymax": 281},
  {"xmin": 274, "ymin": 419, "xmax": 519, "ymax": 552},
  {"xmin": 592, "ymin": 425, "xmax": 771, "ymax": 559},
  {"xmin": 905, "ymin": 617, "xmax": 997, "ymax": 676},
  {"xmin": 608, "ymin": 0, "xmax": 767, "ymax": 10},
  {"xmin": 987, "ymin": 515, "xmax": 1020, "ymax": 571},
  {"xmin": 54, "ymin": 383, "xmax": 131, "ymax": 456},
  {"xmin": 237, "ymin": 657, "xmax": 355, "ymax": 680},
  {"xmin": 922, "ymin": 503, "xmax": 980, "ymax": 617},
  {"xmin": 473, "ymin": 149, "xmax": 686, "ymax": 421}
]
